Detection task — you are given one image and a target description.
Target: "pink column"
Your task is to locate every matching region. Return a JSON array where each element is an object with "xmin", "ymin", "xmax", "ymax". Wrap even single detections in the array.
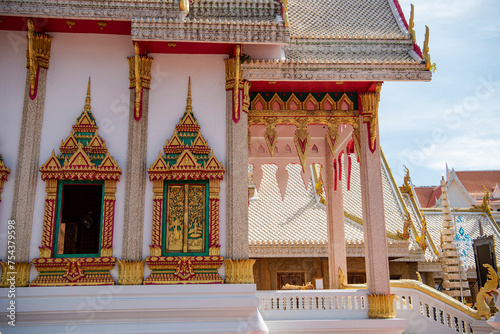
[
  {"xmin": 358, "ymin": 115, "xmax": 391, "ymax": 295},
  {"xmin": 325, "ymin": 136, "xmax": 347, "ymax": 289}
]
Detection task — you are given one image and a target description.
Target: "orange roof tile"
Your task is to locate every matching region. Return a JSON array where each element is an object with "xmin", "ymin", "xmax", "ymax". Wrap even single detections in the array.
[
  {"xmin": 414, "ymin": 186, "xmax": 441, "ymax": 208},
  {"xmin": 455, "ymin": 171, "xmax": 500, "ymax": 197}
]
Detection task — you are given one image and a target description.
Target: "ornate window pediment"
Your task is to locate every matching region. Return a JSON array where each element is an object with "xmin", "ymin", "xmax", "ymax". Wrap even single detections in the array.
[
  {"xmin": 145, "ymin": 78, "xmax": 225, "ymax": 284},
  {"xmin": 32, "ymin": 79, "xmax": 121, "ymax": 286}
]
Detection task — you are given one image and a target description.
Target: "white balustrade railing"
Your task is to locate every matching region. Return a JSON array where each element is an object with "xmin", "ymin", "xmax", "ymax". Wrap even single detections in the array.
[
  {"xmin": 257, "ymin": 287, "xmax": 480, "ymax": 334},
  {"xmin": 392, "ymin": 287, "xmax": 476, "ymax": 334},
  {"xmin": 257, "ymin": 289, "xmax": 369, "ymax": 320}
]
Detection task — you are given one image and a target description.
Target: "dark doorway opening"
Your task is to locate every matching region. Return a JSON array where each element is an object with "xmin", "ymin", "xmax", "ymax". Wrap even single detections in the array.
[{"xmin": 56, "ymin": 183, "xmax": 103, "ymax": 256}]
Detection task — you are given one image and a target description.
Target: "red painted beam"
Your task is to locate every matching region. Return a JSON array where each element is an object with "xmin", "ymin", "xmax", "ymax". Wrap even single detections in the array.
[{"xmin": 0, "ymin": 16, "xmax": 131, "ymax": 35}]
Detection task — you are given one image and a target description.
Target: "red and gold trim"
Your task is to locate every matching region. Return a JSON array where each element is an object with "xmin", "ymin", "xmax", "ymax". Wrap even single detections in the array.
[
  {"xmin": 31, "ymin": 257, "xmax": 116, "ymax": 286},
  {"xmin": 33, "ymin": 79, "xmax": 121, "ymax": 286},
  {"xmin": 146, "ymin": 78, "xmax": 225, "ymax": 284}
]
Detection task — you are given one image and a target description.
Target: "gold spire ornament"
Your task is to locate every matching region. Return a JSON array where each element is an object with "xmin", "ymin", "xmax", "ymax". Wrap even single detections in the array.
[
  {"xmin": 186, "ymin": 76, "xmax": 192, "ymax": 113},
  {"xmin": 84, "ymin": 77, "xmax": 91, "ymax": 112}
]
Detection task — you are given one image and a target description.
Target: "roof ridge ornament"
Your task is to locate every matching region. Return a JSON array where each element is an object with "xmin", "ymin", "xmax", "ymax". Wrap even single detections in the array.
[
  {"xmin": 423, "ymin": 26, "xmax": 436, "ymax": 72},
  {"xmin": 409, "ymin": 4, "xmax": 416, "ymax": 43}
]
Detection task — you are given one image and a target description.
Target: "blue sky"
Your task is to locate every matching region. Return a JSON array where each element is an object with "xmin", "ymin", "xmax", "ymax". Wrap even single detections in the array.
[{"xmin": 380, "ymin": 0, "xmax": 500, "ymax": 186}]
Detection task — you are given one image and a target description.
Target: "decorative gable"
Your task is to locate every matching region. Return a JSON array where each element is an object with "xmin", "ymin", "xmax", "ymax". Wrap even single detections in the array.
[
  {"xmin": 148, "ymin": 77, "xmax": 224, "ymax": 181},
  {"xmin": 40, "ymin": 78, "xmax": 121, "ymax": 181}
]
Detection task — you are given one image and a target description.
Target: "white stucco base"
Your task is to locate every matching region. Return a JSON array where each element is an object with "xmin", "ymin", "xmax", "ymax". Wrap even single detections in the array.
[
  {"xmin": 265, "ymin": 319, "xmax": 408, "ymax": 333},
  {"xmin": 0, "ymin": 284, "xmax": 413, "ymax": 334},
  {"xmin": 0, "ymin": 284, "xmax": 262, "ymax": 334}
]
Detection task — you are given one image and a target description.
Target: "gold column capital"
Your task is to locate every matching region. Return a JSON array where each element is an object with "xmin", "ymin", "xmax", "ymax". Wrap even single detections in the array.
[
  {"xmin": 360, "ymin": 83, "xmax": 382, "ymax": 153},
  {"xmin": 224, "ymin": 46, "xmax": 251, "ymax": 122},
  {"xmin": 367, "ymin": 294, "xmax": 396, "ymax": 319},
  {"xmin": 0, "ymin": 262, "xmax": 31, "ymax": 287},
  {"xmin": 117, "ymin": 260, "xmax": 145, "ymax": 285},
  {"xmin": 224, "ymin": 259, "xmax": 255, "ymax": 284},
  {"xmin": 26, "ymin": 18, "xmax": 52, "ymax": 98},
  {"xmin": 127, "ymin": 43, "xmax": 153, "ymax": 121}
]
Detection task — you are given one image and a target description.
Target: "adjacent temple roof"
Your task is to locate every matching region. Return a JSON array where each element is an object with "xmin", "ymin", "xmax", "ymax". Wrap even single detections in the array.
[
  {"xmin": 454, "ymin": 171, "xmax": 500, "ymax": 200},
  {"xmin": 415, "ymin": 186, "xmax": 442, "ymax": 208}
]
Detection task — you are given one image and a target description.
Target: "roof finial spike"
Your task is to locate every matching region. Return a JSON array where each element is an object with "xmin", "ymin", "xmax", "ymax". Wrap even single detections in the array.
[
  {"xmin": 186, "ymin": 76, "xmax": 192, "ymax": 113},
  {"xmin": 84, "ymin": 77, "xmax": 91, "ymax": 112},
  {"xmin": 409, "ymin": 4, "xmax": 416, "ymax": 43}
]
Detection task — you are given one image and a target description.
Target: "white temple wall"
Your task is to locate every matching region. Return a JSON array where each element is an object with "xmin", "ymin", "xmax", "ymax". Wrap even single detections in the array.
[
  {"xmin": 0, "ymin": 31, "xmax": 228, "ymax": 263},
  {"xmin": 0, "ymin": 30, "xmax": 31, "ymax": 260}
]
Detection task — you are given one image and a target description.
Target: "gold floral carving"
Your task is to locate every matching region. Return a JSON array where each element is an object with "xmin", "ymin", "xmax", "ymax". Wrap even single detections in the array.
[
  {"xmin": 359, "ymin": 83, "xmax": 381, "ymax": 153},
  {"xmin": 117, "ymin": 260, "xmax": 145, "ymax": 285},
  {"xmin": 224, "ymin": 259, "xmax": 256, "ymax": 284},
  {"xmin": 0, "ymin": 154, "xmax": 10, "ymax": 202},
  {"xmin": 0, "ymin": 262, "xmax": 31, "ymax": 287},
  {"xmin": 127, "ymin": 42, "xmax": 153, "ymax": 121},
  {"xmin": 31, "ymin": 257, "xmax": 116, "ymax": 286},
  {"xmin": 224, "ymin": 47, "xmax": 250, "ymax": 122},
  {"xmin": 250, "ymin": 92, "xmax": 355, "ymax": 112},
  {"xmin": 264, "ymin": 119, "xmax": 279, "ymax": 157},
  {"xmin": 34, "ymin": 78, "xmax": 121, "ymax": 286},
  {"xmin": 367, "ymin": 294, "xmax": 396, "ymax": 319},
  {"xmin": 26, "ymin": 19, "xmax": 52, "ymax": 97},
  {"xmin": 146, "ymin": 78, "xmax": 224, "ymax": 284},
  {"xmin": 294, "ymin": 122, "xmax": 311, "ymax": 172},
  {"xmin": 326, "ymin": 126, "xmax": 339, "ymax": 156},
  {"xmin": 250, "ymin": 92, "xmax": 360, "ymax": 163}
]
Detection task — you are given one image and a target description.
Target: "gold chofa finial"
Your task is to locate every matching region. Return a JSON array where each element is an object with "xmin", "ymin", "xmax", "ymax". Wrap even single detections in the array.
[
  {"xmin": 186, "ymin": 76, "xmax": 192, "ymax": 113},
  {"xmin": 84, "ymin": 77, "xmax": 91, "ymax": 112},
  {"xmin": 423, "ymin": 25, "xmax": 433, "ymax": 71},
  {"xmin": 409, "ymin": 4, "xmax": 416, "ymax": 43}
]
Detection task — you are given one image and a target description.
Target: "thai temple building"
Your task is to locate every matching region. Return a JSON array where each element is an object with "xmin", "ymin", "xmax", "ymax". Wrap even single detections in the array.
[{"xmin": 0, "ymin": 0, "xmax": 499, "ymax": 333}]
